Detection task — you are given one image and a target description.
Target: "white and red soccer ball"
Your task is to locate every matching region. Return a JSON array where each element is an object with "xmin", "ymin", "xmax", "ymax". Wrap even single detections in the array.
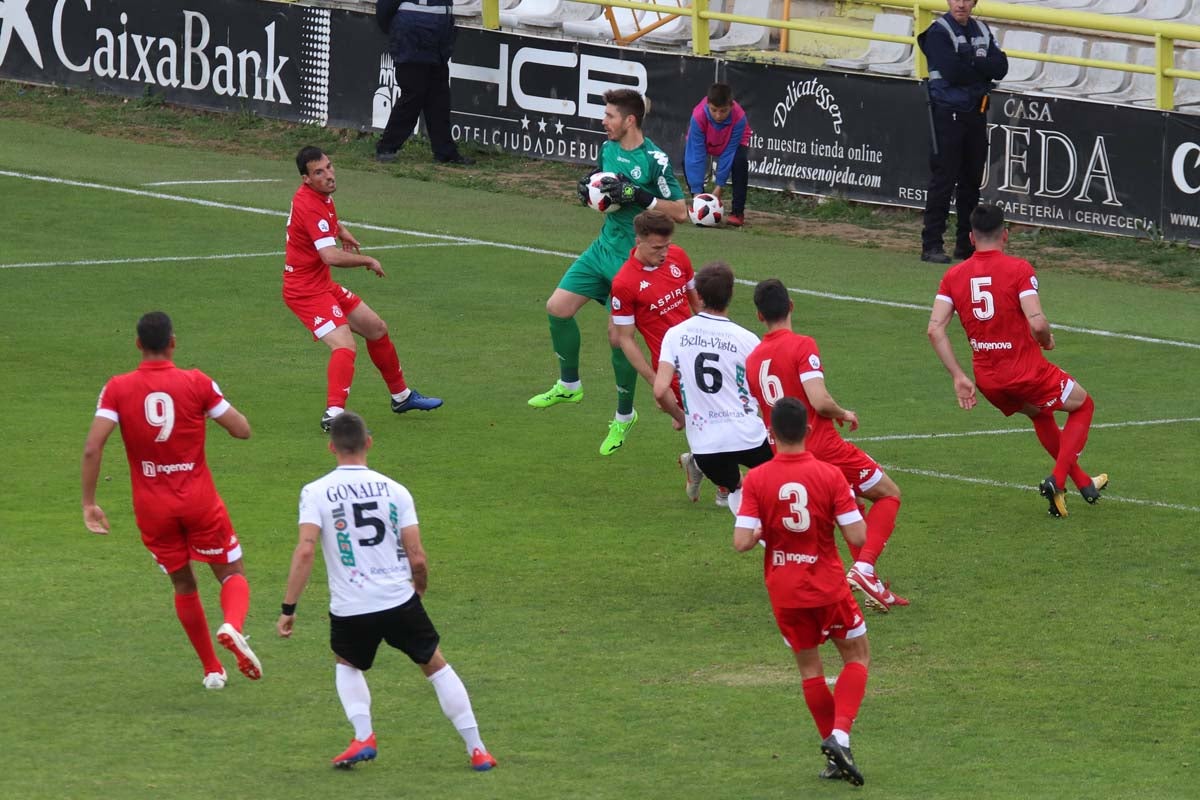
[
  {"xmin": 585, "ymin": 171, "xmax": 622, "ymax": 214},
  {"xmin": 689, "ymin": 193, "xmax": 723, "ymax": 227}
]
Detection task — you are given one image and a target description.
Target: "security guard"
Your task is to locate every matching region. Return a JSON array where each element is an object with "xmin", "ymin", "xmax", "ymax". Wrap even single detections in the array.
[
  {"xmin": 918, "ymin": 0, "xmax": 1007, "ymax": 263},
  {"xmin": 375, "ymin": 0, "xmax": 473, "ymax": 164}
]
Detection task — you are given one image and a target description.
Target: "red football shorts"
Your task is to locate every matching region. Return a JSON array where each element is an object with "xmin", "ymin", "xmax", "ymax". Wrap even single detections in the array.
[
  {"xmin": 772, "ymin": 594, "xmax": 866, "ymax": 651},
  {"xmin": 284, "ymin": 284, "xmax": 363, "ymax": 341},
  {"xmin": 812, "ymin": 437, "xmax": 883, "ymax": 494},
  {"xmin": 136, "ymin": 501, "xmax": 243, "ymax": 574},
  {"xmin": 976, "ymin": 360, "xmax": 1075, "ymax": 417}
]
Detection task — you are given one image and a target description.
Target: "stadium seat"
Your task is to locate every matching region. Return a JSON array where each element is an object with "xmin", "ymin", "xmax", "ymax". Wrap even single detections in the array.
[
  {"xmin": 1089, "ymin": 0, "xmax": 1146, "ymax": 14},
  {"xmin": 1133, "ymin": 0, "xmax": 1193, "ymax": 20},
  {"xmin": 1087, "ymin": 45, "xmax": 1155, "ymax": 103},
  {"xmin": 561, "ymin": 7, "xmax": 646, "ymax": 41},
  {"xmin": 1005, "ymin": 0, "xmax": 1101, "ymax": 8},
  {"xmin": 453, "ymin": 0, "xmax": 518, "ymax": 17},
  {"xmin": 639, "ymin": 0, "xmax": 726, "ymax": 45},
  {"xmin": 997, "ymin": 30, "xmax": 1046, "ymax": 87},
  {"xmin": 999, "ymin": 36, "xmax": 1087, "ymax": 93},
  {"xmin": 1170, "ymin": 48, "xmax": 1200, "ymax": 109},
  {"xmin": 825, "ymin": 14, "xmax": 913, "ymax": 72},
  {"xmin": 708, "ymin": 0, "xmax": 771, "ymax": 52},
  {"xmin": 499, "ymin": 0, "xmax": 599, "ymax": 29},
  {"xmin": 1046, "ymin": 41, "xmax": 1132, "ymax": 96}
]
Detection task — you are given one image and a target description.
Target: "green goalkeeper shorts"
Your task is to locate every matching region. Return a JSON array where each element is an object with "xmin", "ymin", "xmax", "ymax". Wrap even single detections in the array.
[{"xmin": 556, "ymin": 239, "xmax": 626, "ymax": 305}]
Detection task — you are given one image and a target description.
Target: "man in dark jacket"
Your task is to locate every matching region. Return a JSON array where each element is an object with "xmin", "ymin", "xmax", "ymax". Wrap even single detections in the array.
[
  {"xmin": 375, "ymin": 0, "xmax": 472, "ymax": 165},
  {"xmin": 918, "ymin": 0, "xmax": 1007, "ymax": 263}
]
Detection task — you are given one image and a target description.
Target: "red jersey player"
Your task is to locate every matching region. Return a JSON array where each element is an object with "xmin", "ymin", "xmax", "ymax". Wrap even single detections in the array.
[
  {"xmin": 733, "ymin": 397, "xmax": 870, "ymax": 786},
  {"xmin": 80, "ymin": 312, "xmax": 262, "ymax": 689},
  {"xmin": 927, "ymin": 204, "xmax": 1106, "ymax": 517},
  {"xmin": 746, "ymin": 279, "xmax": 907, "ymax": 613},
  {"xmin": 609, "ymin": 210, "xmax": 699, "ymax": 419},
  {"xmin": 286, "ymin": 146, "xmax": 442, "ymax": 431}
]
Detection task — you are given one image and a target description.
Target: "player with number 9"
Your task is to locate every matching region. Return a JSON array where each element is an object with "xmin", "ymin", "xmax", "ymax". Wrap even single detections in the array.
[{"xmin": 81, "ymin": 311, "xmax": 263, "ymax": 690}]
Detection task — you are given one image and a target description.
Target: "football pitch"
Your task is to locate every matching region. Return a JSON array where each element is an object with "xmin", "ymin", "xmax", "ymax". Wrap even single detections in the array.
[{"xmin": 2, "ymin": 118, "xmax": 1198, "ymax": 800}]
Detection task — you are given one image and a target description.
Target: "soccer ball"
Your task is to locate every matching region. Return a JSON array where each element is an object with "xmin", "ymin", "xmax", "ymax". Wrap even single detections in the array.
[
  {"xmin": 689, "ymin": 193, "xmax": 723, "ymax": 227},
  {"xmin": 585, "ymin": 171, "xmax": 621, "ymax": 214}
]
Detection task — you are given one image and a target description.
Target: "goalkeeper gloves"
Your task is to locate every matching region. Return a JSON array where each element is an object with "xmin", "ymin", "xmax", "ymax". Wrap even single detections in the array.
[
  {"xmin": 577, "ymin": 173, "xmax": 593, "ymax": 206},
  {"xmin": 601, "ymin": 174, "xmax": 657, "ymax": 209}
]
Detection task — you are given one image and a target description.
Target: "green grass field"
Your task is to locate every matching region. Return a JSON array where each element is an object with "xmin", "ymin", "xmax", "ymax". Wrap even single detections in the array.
[{"xmin": 1, "ymin": 115, "xmax": 1198, "ymax": 800}]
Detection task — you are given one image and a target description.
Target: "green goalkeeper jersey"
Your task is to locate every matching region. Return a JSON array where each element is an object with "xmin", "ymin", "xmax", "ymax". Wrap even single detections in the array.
[{"xmin": 596, "ymin": 137, "xmax": 685, "ymax": 254}]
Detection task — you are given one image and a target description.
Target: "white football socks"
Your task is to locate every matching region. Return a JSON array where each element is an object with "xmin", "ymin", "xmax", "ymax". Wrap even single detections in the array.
[
  {"xmin": 335, "ymin": 663, "xmax": 373, "ymax": 741},
  {"xmin": 391, "ymin": 389, "xmax": 411, "ymax": 403},
  {"xmin": 428, "ymin": 664, "xmax": 485, "ymax": 754}
]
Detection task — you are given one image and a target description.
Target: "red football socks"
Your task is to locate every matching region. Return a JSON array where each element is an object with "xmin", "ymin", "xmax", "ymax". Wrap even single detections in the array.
[
  {"xmin": 1031, "ymin": 411, "xmax": 1091, "ymax": 489},
  {"xmin": 366, "ymin": 334, "xmax": 407, "ymax": 394},
  {"xmin": 1054, "ymin": 396, "xmax": 1095, "ymax": 490},
  {"xmin": 326, "ymin": 347, "xmax": 357, "ymax": 409},
  {"xmin": 802, "ymin": 676, "xmax": 836, "ymax": 739},
  {"xmin": 858, "ymin": 496, "xmax": 900, "ymax": 566},
  {"xmin": 174, "ymin": 591, "xmax": 223, "ymax": 674},
  {"xmin": 219, "ymin": 573, "xmax": 250, "ymax": 632},
  {"xmin": 833, "ymin": 661, "xmax": 869, "ymax": 733}
]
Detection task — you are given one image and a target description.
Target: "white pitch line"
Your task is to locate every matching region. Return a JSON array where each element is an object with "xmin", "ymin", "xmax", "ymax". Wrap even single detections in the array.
[
  {"xmin": 4, "ymin": 169, "xmax": 1199, "ymax": 350},
  {"xmin": 0, "ymin": 242, "xmax": 475, "ymax": 270},
  {"xmin": 142, "ymin": 179, "xmax": 281, "ymax": 186},
  {"xmin": 852, "ymin": 417, "xmax": 1200, "ymax": 443},
  {"xmin": 881, "ymin": 464, "xmax": 1200, "ymax": 513}
]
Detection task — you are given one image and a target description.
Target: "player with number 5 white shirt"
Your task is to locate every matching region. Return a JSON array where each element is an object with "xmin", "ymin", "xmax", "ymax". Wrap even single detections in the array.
[
  {"xmin": 277, "ymin": 412, "xmax": 497, "ymax": 772},
  {"xmin": 654, "ymin": 262, "xmax": 773, "ymax": 514}
]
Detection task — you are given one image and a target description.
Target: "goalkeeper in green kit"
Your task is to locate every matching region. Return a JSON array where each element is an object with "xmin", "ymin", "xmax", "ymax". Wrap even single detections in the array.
[{"xmin": 528, "ymin": 88, "xmax": 689, "ymax": 455}]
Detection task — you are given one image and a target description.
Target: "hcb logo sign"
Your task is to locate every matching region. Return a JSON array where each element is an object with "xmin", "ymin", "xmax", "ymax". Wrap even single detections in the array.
[{"xmin": 451, "ymin": 43, "xmax": 647, "ymax": 120}]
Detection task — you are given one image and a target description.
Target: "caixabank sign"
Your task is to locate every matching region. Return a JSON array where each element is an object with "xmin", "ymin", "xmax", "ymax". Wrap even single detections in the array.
[
  {"xmin": 0, "ymin": 0, "xmax": 332, "ymax": 123},
  {"xmin": 2, "ymin": 0, "xmax": 1196, "ymax": 243}
]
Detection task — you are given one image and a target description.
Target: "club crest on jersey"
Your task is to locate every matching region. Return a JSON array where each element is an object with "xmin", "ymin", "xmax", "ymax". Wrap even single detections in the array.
[
  {"xmin": 1031, "ymin": 276, "xmax": 1039, "ymax": 291},
  {"xmin": 318, "ymin": 219, "xmax": 331, "ymax": 233},
  {"xmin": 332, "ymin": 307, "xmax": 344, "ymax": 318},
  {"xmin": 612, "ymin": 297, "xmax": 622, "ymax": 311},
  {"xmin": 669, "ymin": 265, "xmax": 681, "ymax": 278},
  {"xmin": 809, "ymin": 354, "xmax": 821, "ymax": 370},
  {"xmin": 631, "ymin": 166, "xmax": 643, "ymax": 179}
]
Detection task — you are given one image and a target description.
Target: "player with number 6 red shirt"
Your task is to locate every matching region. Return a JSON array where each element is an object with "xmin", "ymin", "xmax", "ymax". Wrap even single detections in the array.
[
  {"xmin": 927, "ymin": 204, "xmax": 1106, "ymax": 518},
  {"xmin": 747, "ymin": 279, "xmax": 907, "ymax": 613},
  {"xmin": 733, "ymin": 397, "xmax": 871, "ymax": 786},
  {"xmin": 81, "ymin": 312, "xmax": 262, "ymax": 689}
]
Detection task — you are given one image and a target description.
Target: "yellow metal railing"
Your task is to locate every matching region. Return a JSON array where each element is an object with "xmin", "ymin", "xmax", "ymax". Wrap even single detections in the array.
[{"xmin": 480, "ymin": 0, "xmax": 1200, "ymax": 110}]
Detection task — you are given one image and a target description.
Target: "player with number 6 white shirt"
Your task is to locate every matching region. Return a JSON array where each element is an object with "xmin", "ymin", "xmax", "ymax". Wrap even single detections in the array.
[
  {"xmin": 277, "ymin": 412, "xmax": 497, "ymax": 772},
  {"xmin": 654, "ymin": 262, "xmax": 772, "ymax": 513}
]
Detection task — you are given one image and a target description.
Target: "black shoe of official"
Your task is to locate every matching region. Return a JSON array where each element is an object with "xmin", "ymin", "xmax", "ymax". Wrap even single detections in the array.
[
  {"xmin": 820, "ymin": 735, "xmax": 864, "ymax": 786},
  {"xmin": 435, "ymin": 154, "xmax": 475, "ymax": 165},
  {"xmin": 953, "ymin": 243, "xmax": 975, "ymax": 259},
  {"xmin": 375, "ymin": 150, "xmax": 398, "ymax": 164},
  {"xmin": 920, "ymin": 249, "xmax": 952, "ymax": 264},
  {"xmin": 818, "ymin": 759, "xmax": 842, "ymax": 780}
]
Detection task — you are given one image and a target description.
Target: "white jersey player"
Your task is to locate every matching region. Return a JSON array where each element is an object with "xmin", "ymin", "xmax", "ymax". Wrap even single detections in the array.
[
  {"xmin": 277, "ymin": 412, "xmax": 498, "ymax": 772},
  {"xmin": 654, "ymin": 262, "xmax": 772, "ymax": 514}
]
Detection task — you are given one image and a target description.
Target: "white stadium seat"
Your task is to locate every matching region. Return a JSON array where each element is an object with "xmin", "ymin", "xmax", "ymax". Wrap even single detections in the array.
[
  {"xmin": 999, "ymin": 36, "xmax": 1087, "ymax": 93},
  {"xmin": 499, "ymin": 0, "xmax": 599, "ymax": 29},
  {"xmin": 640, "ymin": 0, "xmax": 725, "ymax": 45},
  {"xmin": 1046, "ymin": 41, "xmax": 1132, "ymax": 96},
  {"xmin": 825, "ymin": 14, "xmax": 913, "ymax": 71},
  {"xmin": 453, "ymin": 0, "xmax": 518, "ymax": 17},
  {"xmin": 1134, "ymin": 0, "xmax": 1193, "ymax": 21},
  {"xmin": 1087, "ymin": 45, "xmax": 1155, "ymax": 103},
  {"xmin": 561, "ymin": 7, "xmax": 646, "ymax": 41},
  {"xmin": 1090, "ymin": 0, "xmax": 1146, "ymax": 14},
  {"xmin": 997, "ymin": 30, "xmax": 1047, "ymax": 87},
  {"xmin": 708, "ymin": 0, "xmax": 771, "ymax": 52}
]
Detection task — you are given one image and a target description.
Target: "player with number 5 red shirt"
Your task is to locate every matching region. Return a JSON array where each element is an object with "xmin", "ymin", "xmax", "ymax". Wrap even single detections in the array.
[
  {"xmin": 733, "ymin": 397, "xmax": 871, "ymax": 786},
  {"xmin": 927, "ymin": 204, "xmax": 1106, "ymax": 518},
  {"xmin": 81, "ymin": 312, "xmax": 262, "ymax": 689},
  {"xmin": 746, "ymin": 279, "xmax": 907, "ymax": 613}
]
